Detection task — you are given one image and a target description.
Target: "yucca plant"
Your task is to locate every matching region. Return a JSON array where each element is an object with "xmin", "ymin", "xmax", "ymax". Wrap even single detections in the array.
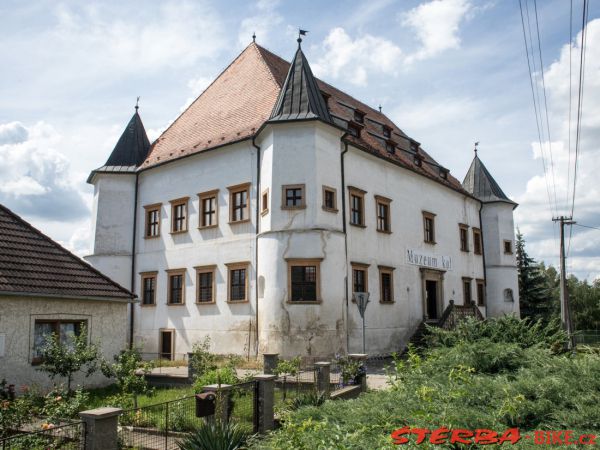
[{"xmin": 177, "ymin": 420, "xmax": 250, "ymax": 450}]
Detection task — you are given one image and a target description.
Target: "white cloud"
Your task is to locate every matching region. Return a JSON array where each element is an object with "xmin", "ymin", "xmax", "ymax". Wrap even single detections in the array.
[
  {"xmin": 0, "ymin": 122, "xmax": 29, "ymax": 145},
  {"xmin": 0, "ymin": 121, "xmax": 89, "ymax": 221},
  {"xmin": 238, "ymin": 0, "xmax": 283, "ymax": 48},
  {"xmin": 402, "ymin": 0, "xmax": 472, "ymax": 63},
  {"xmin": 516, "ymin": 19, "xmax": 600, "ymax": 281},
  {"xmin": 312, "ymin": 28, "xmax": 403, "ymax": 86}
]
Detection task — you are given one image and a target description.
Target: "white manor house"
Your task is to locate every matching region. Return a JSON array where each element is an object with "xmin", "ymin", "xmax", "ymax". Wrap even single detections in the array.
[{"xmin": 86, "ymin": 39, "xmax": 520, "ymax": 358}]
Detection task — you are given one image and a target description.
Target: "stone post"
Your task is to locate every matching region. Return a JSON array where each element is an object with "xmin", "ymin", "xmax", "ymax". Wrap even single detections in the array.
[
  {"xmin": 263, "ymin": 353, "xmax": 279, "ymax": 375},
  {"xmin": 348, "ymin": 353, "xmax": 368, "ymax": 392},
  {"xmin": 187, "ymin": 352, "xmax": 196, "ymax": 381},
  {"xmin": 315, "ymin": 362, "xmax": 331, "ymax": 397},
  {"xmin": 202, "ymin": 384, "xmax": 232, "ymax": 423},
  {"xmin": 79, "ymin": 407, "xmax": 122, "ymax": 450},
  {"xmin": 254, "ymin": 374, "xmax": 276, "ymax": 433}
]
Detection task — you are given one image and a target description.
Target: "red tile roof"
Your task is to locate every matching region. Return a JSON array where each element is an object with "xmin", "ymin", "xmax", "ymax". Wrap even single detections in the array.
[
  {"xmin": 142, "ymin": 43, "xmax": 467, "ymax": 194},
  {"xmin": 0, "ymin": 204, "xmax": 134, "ymax": 300}
]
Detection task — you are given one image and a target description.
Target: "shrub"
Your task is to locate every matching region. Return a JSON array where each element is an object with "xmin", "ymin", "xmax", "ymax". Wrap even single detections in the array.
[
  {"xmin": 41, "ymin": 387, "xmax": 89, "ymax": 424},
  {"xmin": 101, "ymin": 346, "xmax": 154, "ymax": 408},
  {"xmin": 177, "ymin": 420, "xmax": 250, "ymax": 450},
  {"xmin": 193, "ymin": 367, "xmax": 239, "ymax": 392},
  {"xmin": 189, "ymin": 337, "xmax": 218, "ymax": 378}
]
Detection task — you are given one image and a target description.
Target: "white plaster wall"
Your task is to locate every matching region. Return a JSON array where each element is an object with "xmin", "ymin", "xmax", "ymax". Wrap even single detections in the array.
[
  {"xmin": 133, "ymin": 141, "xmax": 258, "ymax": 356},
  {"xmin": 0, "ymin": 296, "xmax": 127, "ymax": 391},
  {"xmin": 344, "ymin": 147, "xmax": 485, "ymax": 355},
  {"xmin": 481, "ymin": 202, "xmax": 520, "ymax": 316}
]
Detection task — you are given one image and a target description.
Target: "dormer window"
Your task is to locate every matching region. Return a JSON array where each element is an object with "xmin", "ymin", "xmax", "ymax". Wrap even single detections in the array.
[
  {"xmin": 414, "ymin": 154, "xmax": 423, "ymax": 167},
  {"xmin": 321, "ymin": 91, "xmax": 331, "ymax": 108},
  {"xmin": 385, "ymin": 141, "xmax": 396, "ymax": 154},
  {"xmin": 439, "ymin": 168, "xmax": 448, "ymax": 179},
  {"xmin": 348, "ymin": 123, "xmax": 361, "ymax": 138},
  {"xmin": 353, "ymin": 110, "xmax": 365, "ymax": 124},
  {"xmin": 383, "ymin": 126, "xmax": 392, "ymax": 139}
]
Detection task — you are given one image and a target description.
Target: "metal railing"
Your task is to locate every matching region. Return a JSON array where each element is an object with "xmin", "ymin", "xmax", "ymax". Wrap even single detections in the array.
[
  {"xmin": 140, "ymin": 353, "xmax": 190, "ymax": 376},
  {"xmin": 1, "ymin": 421, "xmax": 85, "ymax": 450},
  {"xmin": 574, "ymin": 330, "xmax": 600, "ymax": 345}
]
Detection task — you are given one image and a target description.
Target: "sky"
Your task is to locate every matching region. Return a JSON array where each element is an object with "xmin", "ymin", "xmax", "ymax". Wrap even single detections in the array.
[{"xmin": 0, "ymin": 0, "xmax": 599, "ymax": 280}]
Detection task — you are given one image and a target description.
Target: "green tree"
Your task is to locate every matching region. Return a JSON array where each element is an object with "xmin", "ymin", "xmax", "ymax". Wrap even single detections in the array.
[
  {"xmin": 567, "ymin": 275, "xmax": 600, "ymax": 332},
  {"xmin": 37, "ymin": 326, "xmax": 99, "ymax": 393},
  {"xmin": 516, "ymin": 230, "xmax": 556, "ymax": 322},
  {"xmin": 101, "ymin": 347, "xmax": 153, "ymax": 409}
]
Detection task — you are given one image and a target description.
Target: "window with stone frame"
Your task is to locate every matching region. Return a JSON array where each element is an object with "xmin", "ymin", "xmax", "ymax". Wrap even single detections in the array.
[
  {"xmin": 227, "ymin": 262, "xmax": 249, "ymax": 302},
  {"xmin": 287, "ymin": 259, "xmax": 322, "ymax": 302},
  {"xmin": 504, "ymin": 240, "xmax": 513, "ymax": 254},
  {"xmin": 140, "ymin": 272, "xmax": 157, "ymax": 306},
  {"xmin": 167, "ymin": 270, "xmax": 185, "ymax": 305},
  {"xmin": 144, "ymin": 204, "xmax": 161, "ymax": 238},
  {"xmin": 282, "ymin": 184, "xmax": 306, "ymax": 209},
  {"xmin": 349, "ymin": 187, "xmax": 366, "ymax": 227},
  {"xmin": 228, "ymin": 183, "xmax": 251, "ymax": 223},
  {"xmin": 459, "ymin": 224, "xmax": 469, "ymax": 252},
  {"xmin": 170, "ymin": 198, "xmax": 189, "ymax": 233},
  {"xmin": 32, "ymin": 320, "xmax": 85, "ymax": 363},
  {"xmin": 195, "ymin": 265, "xmax": 216, "ymax": 303},
  {"xmin": 376, "ymin": 196, "xmax": 392, "ymax": 233},
  {"xmin": 198, "ymin": 190, "xmax": 218, "ymax": 228},
  {"xmin": 476, "ymin": 279, "xmax": 486, "ymax": 306},
  {"xmin": 463, "ymin": 277, "xmax": 472, "ymax": 305},
  {"xmin": 322, "ymin": 186, "xmax": 338, "ymax": 212},
  {"xmin": 351, "ymin": 263, "xmax": 369, "ymax": 298},
  {"xmin": 261, "ymin": 189, "xmax": 269, "ymax": 215},
  {"xmin": 379, "ymin": 266, "xmax": 395, "ymax": 303},
  {"xmin": 473, "ymin": 228, "xmax": 482, "ymax": 255},
  {"xmin": 423, "ymin": 211, "xmax": 436, "ymax": 244}
]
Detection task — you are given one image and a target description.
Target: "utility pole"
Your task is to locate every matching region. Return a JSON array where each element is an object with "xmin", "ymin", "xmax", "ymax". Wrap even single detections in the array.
[{"xmin": 552, "ymin": 215, "xmax": 576, "ymax": 350}]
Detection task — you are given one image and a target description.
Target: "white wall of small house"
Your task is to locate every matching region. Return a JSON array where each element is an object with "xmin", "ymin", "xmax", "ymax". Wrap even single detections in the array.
[
  {"xmin": 342, "ymin": 145, "xmax": 486, "ymax": 355},
  {"xmin": 0, "ymin": 296, "xmax": 127, "ymax": 391},
  {"xmin": 133, "ymin": 141, "xmax": 258, "ymax": 357},
  {"xmin": 481, "ymin": 202, "xmax": 520, "ymax": 317}
]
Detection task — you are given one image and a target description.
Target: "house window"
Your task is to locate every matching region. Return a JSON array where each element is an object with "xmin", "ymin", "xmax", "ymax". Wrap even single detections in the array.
[
  {"xmin": 354, "ymin": 110, "xmax": 365, "ymax": 123},
  {"xmin": 476, "ymin": 279, "xmax": 486, "ymax": 306},
  {"xmin": 282, "ymin": 184, "xmax": 306, "ymax": 209},
  {"xmin": 414, "ymin": 154, "xmax": 423, "ymax": 167},
  {"xmin": 504, "ymin": 288, "xmax": 514, "ymax": 302},
  {"xmin": 375, "ymin": 196, "xmax": 391, "ymax": 233},
  {"xmin": 144, "ymin": 204, "xmax": 161, "ymax": 238},
  {"xmin": 32, "ymin": 320, "xmax": 85, "ymax": 363},
  {"xmin": 348, "ymin": 123, "xmax": 361, "ymax": 137},
  {"xmin": 140, "ymin": 272, "xmax": 157, "ymax": 306},
  {"xmin": 322, "ymin": 186, "xmax": 338, "ymax": 212},
  {"xmin": 383, "ymin": 126, "xmax": 391, "ymax": 139},
  {"xmin": 198, "ymin": 190, "xmax": 218, "ymax": 228},
  {"xmin": 349, "ymin": 187, "xmax": 366, "ymax": 227},
  {"xmin": 195, "ymin": 265, "xmax": 216, "ymax": 304},
  {"xmin": 261, "ymin": 189, "xmax": 269, "ymax": 215},
  {"xmin": 423, "ymin": 211, "xmax": 436, "ymax": 244},
  {"xmin": 473, "ymin": 228, "xmax": 482, "ymax": 255},
  {"xmin": 170, "ymin": 198, "xmax": 189, "ymax": 233},
  {"xmin": 440, "ymin": 168, "xmax": 448, "ymax": 179},
  {"xmin": 459, "ymin": 224, "xmax": 469, "ymax": 252},
  {"xmin": 167, "ymin": 270, "xmax": 185, "ymax": 305},
  {"xmin": 462, "ymin": 278, "xmax": 472, "ymax": 305},
  {"xmin": 351, "ymin": 263, "xmax": 369, "ymax": 297},
  {"xmin": 385, "ymin": 141, "xmax": 395, "ymax": 154},
  {"xmin": 287, "ymin": 259, "xmax": 322, "ymax": 302},
  {"xmin": 504, "ymin": 240, "xmax": 513, "ymax": 254},
  {"xmin": 227, "ymin": 262, "xmax": 249, "ymax": 302},
  {"xmin": 228, "ymin": 183, "xmax": 251, "ymax": 223},
  {"xmin": 379, "ymin": 266, "xmax": 395, "ymax": 303}
]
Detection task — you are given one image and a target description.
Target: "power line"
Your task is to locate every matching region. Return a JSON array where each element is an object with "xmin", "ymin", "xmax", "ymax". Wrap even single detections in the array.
[
  {"xmin": 575, "ymin": 223, "xmax": 600, "ymax": 232},
  {"xmin": 566, "ymin": 0, "xmax": 573, "ymax": 211}
]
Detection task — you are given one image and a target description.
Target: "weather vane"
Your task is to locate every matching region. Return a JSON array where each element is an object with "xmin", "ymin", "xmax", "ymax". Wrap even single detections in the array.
[
  {"xmin": 252, "ymin": 32, "xmax": 256, "ymax": 43},
  {"xmin": 474, "ymin": 141, "xmax": 479, "ymax": 155},
  {"xmin": 297, "ymin": 28, "xmax": 308, "ymax": 44},
  {"xmin": 135, "ymin": 96, "xmax": 140, "ymax": 112}
]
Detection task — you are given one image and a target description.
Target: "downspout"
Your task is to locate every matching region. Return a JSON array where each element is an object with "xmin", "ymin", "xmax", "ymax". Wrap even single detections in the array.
[
  {"xmin": 340, "ymin": 140, "xmax": 349, "ymax": 353},
  {"xmin": 252, "ymin": 136, "xmax": 261, "ymax": 357},
  {"xmin": 129, "ymin": 173, "xmax": 140, "ymax": 348},
  {"xmin": 478, "ymin": 201, "xmax": 488, "ymax": 306}
]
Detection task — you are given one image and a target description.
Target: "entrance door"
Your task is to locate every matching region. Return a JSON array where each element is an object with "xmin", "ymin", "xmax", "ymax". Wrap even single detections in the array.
[
  {"xmin": 160, "ymin": 330, "xmax": 173, "ymax": 360},
  {"xmin": 425, "ymin": 280, "xmax": 438, "ymax": 320}
]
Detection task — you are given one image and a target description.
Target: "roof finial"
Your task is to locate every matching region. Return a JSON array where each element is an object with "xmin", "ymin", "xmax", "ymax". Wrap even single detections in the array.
[
  {"xmin": 378, "ymin": 104, "xmax": 382, "ymax": 113},
  {"xmin": 252, "ymin": 32, "xmax": 256, "ymax": 43},
  {"xmin": 297, "ymin": 28, "xmax": 308, "ymax": 46},
  {"xmin": 474, "ymin": 141, "xmax": 479, "ymax": 155},
  {"xmin": 135, "ymin": 96, "xmax": 140, "ymax": 112}
]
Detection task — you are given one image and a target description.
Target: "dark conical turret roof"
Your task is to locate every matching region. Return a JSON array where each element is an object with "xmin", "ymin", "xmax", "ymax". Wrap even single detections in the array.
[
  {"xmin": 87, "ymin": 109, "xmax": 151, "ymax": 183},
  {"xmin": 462, "ymin": 154, "xmax": 517, "ymax": 207},
  {"xmin": 269, "ymin": 42, "xmax": 332, "ymax": 123}
]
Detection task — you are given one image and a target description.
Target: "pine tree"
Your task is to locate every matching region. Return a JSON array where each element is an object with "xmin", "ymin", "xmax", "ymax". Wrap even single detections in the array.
[{"xmin": 516, "ymin": 230, "xmax": 556, "ymax": 322}]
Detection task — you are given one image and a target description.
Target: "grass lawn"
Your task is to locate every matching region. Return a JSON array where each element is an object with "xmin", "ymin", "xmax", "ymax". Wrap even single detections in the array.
[{"xmin": 83, "ymin": 384, "xmax": 195, "ymax": 411}]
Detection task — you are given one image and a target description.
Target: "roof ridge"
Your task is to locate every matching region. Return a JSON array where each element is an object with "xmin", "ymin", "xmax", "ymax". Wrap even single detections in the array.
[
  {"xmin": 0, "ymin": 204, "xmax": 134, "ymax": 298},
  {"xmin": 253, "ymin": 43, "xmax": 286, "ymax": 89}
]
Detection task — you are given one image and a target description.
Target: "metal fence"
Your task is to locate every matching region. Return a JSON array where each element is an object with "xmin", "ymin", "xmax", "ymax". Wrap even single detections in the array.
[
  {"xmin": 227, "ymin": 381, "xmax": 258, "ymax": 434},
  {"xmin": 273, "ymin": 364, "xmax": 318, "ymax": 412},
  {"xmin": 1, "ymin": 421, "xmax": 85, "ymax": 450},
  {"xmin": 574, "ymin": 330, "xmax": 600, "ymax": 345}
]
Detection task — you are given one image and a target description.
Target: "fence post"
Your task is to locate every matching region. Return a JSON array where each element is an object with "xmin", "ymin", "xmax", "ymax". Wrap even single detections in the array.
[
  {"xmin": 203, "ymin": 384, "xmax": 233, "ymax": 423},
  {"xmin": 187, "ymin": 352, "xmax": 195, "ymax": 381},
  {"xmin": 263, "ymin": 353, "xmax": 279, "ymax": 375},
  {"xmin": 79, "ymin": 407, "xmax": 122, "ymax": 450},
  {"xmin": 348, "ymin": 353, "xmax": 368, "ymax": 392},
  {"xmin": 315, "ymin": 362, "xmax": 331, "ymax": 397},
  {"xmin": 253, "ymin": 374, "xmax": 276, "ymax": 433}
]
